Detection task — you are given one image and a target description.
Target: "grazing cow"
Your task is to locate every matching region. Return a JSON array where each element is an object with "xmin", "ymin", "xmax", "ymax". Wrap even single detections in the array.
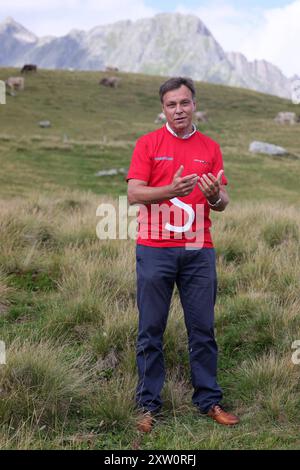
[
  {"xmin": 105, "ymin": 66, "xmax": 119, "ymax": 72},
  {"xmin": 99, "ymin": 76, "xmax": 120, "ymax": 88},
  {"xmin": 194, "ymin": 111, "xmax": 209, "ymax": 123},
  {"xmin": 274, "ymin": 112, "xmax": 297, "ymax": 125},
  {"xmin": 21, "ymin": 64, "xmax": 37, "ymax": 73},
  {"xmin": 154, "ymin": 112, "xmax": 166, "ymax": 124},
  {"xmin": 5, "ymin": 77, "xmax": 25, "ymax": 91}
]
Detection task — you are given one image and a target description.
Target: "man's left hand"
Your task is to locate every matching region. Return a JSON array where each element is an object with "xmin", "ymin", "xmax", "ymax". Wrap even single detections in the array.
[{"xmin": 197, "ymin": 170, "xmax": 223, "ymax": 204}]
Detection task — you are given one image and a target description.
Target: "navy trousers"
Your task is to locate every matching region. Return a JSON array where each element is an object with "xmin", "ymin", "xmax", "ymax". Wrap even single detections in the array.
[{"xmin": 135, "ymin": 245, "xmax": 223, "ymax": 414}]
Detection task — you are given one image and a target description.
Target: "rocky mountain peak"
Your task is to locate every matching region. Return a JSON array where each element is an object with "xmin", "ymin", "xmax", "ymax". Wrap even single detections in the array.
[
  {"xmin": 0, "ymin": 16, "xmax": 37, "ymax": 42},
  {"xmin": 0, "ymin": 13, "xmax": 293, "ymax": 99}
]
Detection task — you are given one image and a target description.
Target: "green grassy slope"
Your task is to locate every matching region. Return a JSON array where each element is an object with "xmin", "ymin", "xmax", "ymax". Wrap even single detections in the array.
[
  {"xmin": 0, "ymin": 68, "xmax": 300, "ymax": 450},
  {"xmin": 0, "ymin": 67, "xmax": 300, "ymax": 202}
]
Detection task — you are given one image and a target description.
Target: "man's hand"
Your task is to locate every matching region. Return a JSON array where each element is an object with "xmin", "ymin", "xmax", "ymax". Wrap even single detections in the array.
[
  {"xmin": 169, "ymin": 165, "xmax": 199, "ymax": 197},
  {"xmin": 197, "ymin": 170, "xmax": 223, "ymax": 203}
]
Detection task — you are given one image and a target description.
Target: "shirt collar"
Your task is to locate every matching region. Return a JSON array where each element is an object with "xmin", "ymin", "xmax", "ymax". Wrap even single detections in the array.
[{"xmin": 166, "ymin": 122, "xmax": 197, "ymax": 139}]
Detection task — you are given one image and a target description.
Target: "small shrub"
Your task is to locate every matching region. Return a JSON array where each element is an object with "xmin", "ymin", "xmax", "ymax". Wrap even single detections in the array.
[
  {"xmin": 0, "ymin": 340, "xmax": 91, "ymax": 427},
  {"xmin": 262, "ymin": 221, "xmax": 298, "ymax": 248}
]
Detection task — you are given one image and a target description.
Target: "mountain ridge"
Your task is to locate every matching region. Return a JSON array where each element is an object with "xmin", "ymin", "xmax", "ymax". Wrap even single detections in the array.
[{"xmin": 0, "ymin": 14, "xmax": 293, "ymax": 99}]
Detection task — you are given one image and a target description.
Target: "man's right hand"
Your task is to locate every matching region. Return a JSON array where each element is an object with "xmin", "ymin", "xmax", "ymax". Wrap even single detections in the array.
[{"xmin": 169, "ymin": 165, "xmax": 199, "ymax": 197}]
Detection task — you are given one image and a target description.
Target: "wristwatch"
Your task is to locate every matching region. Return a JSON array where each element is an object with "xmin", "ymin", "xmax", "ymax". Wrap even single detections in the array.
[{"xmin": 208, "ymin": 197, "xmax": 222, "ymax": 207}]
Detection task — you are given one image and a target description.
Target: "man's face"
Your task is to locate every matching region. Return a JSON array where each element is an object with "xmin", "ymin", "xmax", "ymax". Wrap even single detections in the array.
[{"xmin": 162, "ymin": 85, "xmax": 196, "ymax": 136}]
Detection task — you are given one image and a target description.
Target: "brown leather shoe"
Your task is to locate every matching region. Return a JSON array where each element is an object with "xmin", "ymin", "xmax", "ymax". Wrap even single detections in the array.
[
  {"xmin": 137, "ymin": 411, "xmax": 155, "ymax": 433},
  {"xmin": 207, "ymin": 404, "xmax": 240, "ymax": 426}
]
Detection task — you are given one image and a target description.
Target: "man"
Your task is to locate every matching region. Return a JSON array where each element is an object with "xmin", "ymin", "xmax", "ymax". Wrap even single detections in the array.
[{"xmin": 127, "ymin": 77, "xmax": 239, "ymax": 432}]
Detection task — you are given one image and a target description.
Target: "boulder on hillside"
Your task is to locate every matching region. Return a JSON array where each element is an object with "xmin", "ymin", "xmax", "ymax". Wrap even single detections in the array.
[
  {"xmin": 95, "ymin": 168, "xmax": 127, "ymax": 176},
  {"xmin": 39, "ymin": 120, "xmax": 51, "ymax": 128},
  {"xmin": 154, "ymin": 112, "xmax": 166, "ymax": 124},
  {"xmin": 274, "ymin": 112, "xmax": 297, "ymax": 125},
  {"xmin": 194, "ymin": 111, "xmax": 209, "ymax": 122},
  {"xmin": 105, "ymin": 66, "xmax": 119, "ymax": 72},
  {"xmin": 249, "ymin": 141, "xmax": 288, "ymax": 156}
]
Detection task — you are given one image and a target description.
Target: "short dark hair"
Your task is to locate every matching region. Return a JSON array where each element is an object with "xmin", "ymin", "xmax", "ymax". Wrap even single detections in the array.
[{"xmin": 159, "ymin": 77, "xmax": 196, "ymax": 103}]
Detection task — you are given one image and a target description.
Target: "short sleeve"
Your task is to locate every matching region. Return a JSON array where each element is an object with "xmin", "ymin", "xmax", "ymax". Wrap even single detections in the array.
[
  {"xmin": 126, "ymin": 137, "xmax": 153, "ymax": 183},
  {"xmin": 212, "ymin": 144, "xmax": 228, "ymax": 185}
]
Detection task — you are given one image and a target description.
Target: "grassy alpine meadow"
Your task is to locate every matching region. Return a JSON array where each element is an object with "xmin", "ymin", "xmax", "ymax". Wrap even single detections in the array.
[{"xmin": 0, "ymin": 68, "xmax": 300, "ymax": 450}]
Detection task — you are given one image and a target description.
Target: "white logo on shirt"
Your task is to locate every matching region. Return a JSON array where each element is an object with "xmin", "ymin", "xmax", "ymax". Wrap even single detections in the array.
[
  {"xmin": 154, "ymin": 156, "xmax": 174, "ymax": 161},
  {"xmin": 165, "ymin": 198, "xmax": 195, "ymax": 233}
]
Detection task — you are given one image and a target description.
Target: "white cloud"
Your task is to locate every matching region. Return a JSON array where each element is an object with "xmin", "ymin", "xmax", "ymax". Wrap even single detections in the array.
[
  {"xmin": 176, "ymin": 0, "xmax": 300, "ymax": 77},
  {"xmin": 0, "ymin": 0, "xmax": 78, "ymax": 8},
  {"xmin": 176, "ymin": 1, "xmax": 262, "ymax": 50},
  {"xmin": 241, "ymin": 0, "xmax": 300, "ymax": 77},
  {"xmin": 0, "ymin": 0, "xmax": 157, "ymax": 36}
]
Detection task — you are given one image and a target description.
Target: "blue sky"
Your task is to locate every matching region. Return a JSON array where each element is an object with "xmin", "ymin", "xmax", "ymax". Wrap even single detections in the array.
[
  {"xmin": 146, "ymin": 0, "xmax": 290, "ymax": 8},
  {"xmin": 1, "ymin": 0, "xmax": 299, "ymax": 76}
]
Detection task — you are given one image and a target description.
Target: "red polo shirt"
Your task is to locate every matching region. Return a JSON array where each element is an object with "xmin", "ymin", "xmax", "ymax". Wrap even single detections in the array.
[{"xmin": 127, "ymin": 125, "xmax": 228, "ymax": 248}]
